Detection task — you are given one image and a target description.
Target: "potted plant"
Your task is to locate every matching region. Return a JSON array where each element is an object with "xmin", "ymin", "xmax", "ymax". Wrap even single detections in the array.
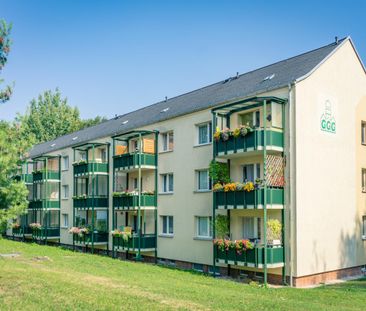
[{"xmin": 267, "ymin": 219, "xmax": 282, "ymax": 246}]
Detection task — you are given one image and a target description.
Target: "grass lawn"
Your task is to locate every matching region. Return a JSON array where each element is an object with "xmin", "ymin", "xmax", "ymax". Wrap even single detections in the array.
[{"xmin": 0, "ymin": 239, "xmax": 365, "ymax": 311}]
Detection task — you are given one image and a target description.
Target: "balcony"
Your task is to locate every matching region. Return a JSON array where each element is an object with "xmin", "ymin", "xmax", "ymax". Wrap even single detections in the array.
[
  {"xmin": 12, "ymin": 226, "xmax": 32, "ymax": 236},
  {"xmin": 73, "ymin": 196, "xmax": 109, "ymax": 209},
  {"xmin": 214, "ymin": 129, "xmax": 283, "ymax": 157},
  {"xmin": 215, "ymin": 245, "xmax": 284, "ymax": 268},
  {"xmin": 214, "ymin": 188, "xmax": 284, "ymax": 209},
  {"xmin": 32, "ymin": 227, "xmax": 60, "ymax": 240},
  {"xmin": 73, "ymin": 232, "xmax": 109, "ymax": 244},
  {"xmin": 113, "ymin": 194, "xmax": 156, "ymax": 210},
  {"xmin": 32, "ymin": 170, "xmax": 60, "ymax": 182},
  {"xmin": 73, "ymin": 162, "xmax": 108, "ymax": 176},
  {"xmin": 29, "ymin": 199, "xmax": 60, "ymax": 209},
  {"xmin": 113, "ymin": 234, "xmax": 156, "ymax": 251},
  {"xmin": 113, "ymin": 153, "xmax": 156, "ymax": 171}
]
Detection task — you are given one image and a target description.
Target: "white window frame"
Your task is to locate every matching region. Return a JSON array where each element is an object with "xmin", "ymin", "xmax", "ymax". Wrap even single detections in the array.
[
  {"xmin": 362, "ymin": 169, "xmax": 366, "ymax": 193},
  {"xmin": 161, "ymin": 215, "xmax": 174, "ymax": 236},
  {"xmin": 242, "ymin": 217, "xmax": 261, "ymax": 240},
  {"xmin": 362, "ymin": 121, "xmax": 366, "ymax": 145},
  {"xmin": 161, "ymin": 131, "xmax": 174, "ymax": 152},
  {"xmin": 196, "ymin": 216, "xmax": 212, "ymax": 238},
  {"xmin": 362, "ymin": 216, "xmax": 366, "ymax": 240},
  {"xmin": 240, "ymin": 110, "xmax": 260, "ymax": 128},
  {"xmin": 196, "ymin": 122, "xmax": 212, "ymax": 146},
  {"xmin": 161, "ymin": 173, "xmax": 174, "ymax": 193},
  {"xmin": 242, "ymin": 163, "xmax": 261, "ymax": 182},
  {"xmin": 196, "ymin": 169, "xmax": 211, "ymax": 191},
  {"xmin": 62, "ymin": 156, "xmax": 69, "ymax": 171},
  {"xmin": 62, "ymin": 185, "xmax": 69, "ymax": 199},
  {"xmin": 61, "ymin": 213, "xmax": 69, "ymax": 229}
]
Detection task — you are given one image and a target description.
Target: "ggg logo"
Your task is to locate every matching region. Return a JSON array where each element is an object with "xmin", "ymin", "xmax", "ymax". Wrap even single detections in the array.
[{"xmin": 320, "ymin": 100, "xmax": 336, "ymax": 134}]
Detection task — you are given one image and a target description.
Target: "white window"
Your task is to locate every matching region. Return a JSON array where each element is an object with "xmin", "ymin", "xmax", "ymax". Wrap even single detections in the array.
[
  {"xmin": 162, "ymin": 131, "xmax": 174, "ymax": 152},
  {"xmin": 271, "ymin": 102, "xmax": 283, "ymax": 128},
  {"xmin": 101, "ymin": 149, "xmax": 107, "ymax": 162},
  {"xmin": 133, "ymin": 177, "xmax": 142, "ymax": 190},
  {"xmin": 61, "ymin": 214, "xmax": 69, "ymax": 228},
  {"xmin": 196, "ymin": 216, "xmax": 212, "ymax": 238},
  {"xmin": 242, "ymin": 217, "xmax": 261, "ymax": 240},
  {"xmin": 197, "ymin": 122, "xmax": 212, "ymax": 145},
  {"xmin": 240, "ymin": 110, "xmax": 260, "ymax": 128},
  {"xmin": 62, "ymin": 156, "xmax": 69, "ymax": 170},
  {"xmin": 161, "ymin": 173, "xmax": 174, "ymax": 193},
  {"xmin": 161, "ymin": 216, "xmax": 174, "ymax": 235},
  {"xmin": 243, "ymin": 163, "xmax": 261, "ymax": 182},
  {"xmin": 62, "ymin": 185, "xmax": 69, "ymax": 199},
  {"xmin": 363, "ymin": 216, "xmax": 366, "ymax": 239},
  {"xmin": 362, "ymin": 169, "xmax": 366, "ymax": 193},
  {"xmin": 362, "ymin": 122, "xmax": 366, "ymax": 145},
  {"xmin": 197, "ymin": 170, "xmax": 211, "ymax": 191}
]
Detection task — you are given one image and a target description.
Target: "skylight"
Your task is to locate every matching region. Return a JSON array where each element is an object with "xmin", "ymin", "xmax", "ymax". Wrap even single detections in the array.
[
  {"xmin": 72, "ymin": 136, "xmax": 78, "ymax": 141},
  {"xmin": 161, "ymin": 107, "xmax": 169, "ymax": 113},
  {"xmin": 122, "ymin": 120, "xmax": 129, "ymax": 125},
  {"xmin": 263, "ymin": 73, "xmax": 275, "ymax": 81},
  {"xmin": 50, "ymin": 143, "xmax": 56, "ymax": 147}
]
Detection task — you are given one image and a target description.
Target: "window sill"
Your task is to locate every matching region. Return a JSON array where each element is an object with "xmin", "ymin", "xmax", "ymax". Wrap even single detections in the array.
[
  {"xmin": 159, "ymin": 192, "xmax": 174, "ymax": 196},
  {"xmin": 159, "ymin": 150, "xmax": 173, "ymax": 154},
  {"xmin": 159, "ymin": 234, "xmax": 174, "ymax": 238},
  {"xmin": 61, "ymin": 198, "xmax": 69, "ymax": 200},
  {"xmin": 61, "ymin": 169, "xmax": 69, "ymax": 172},
  {"xmin": 193, "ymin": 142, "xmax": 212, "ymax": 148},
  {"xmin": 193, "ymin": 236, "xmax": 212, "ymax": 241},
  {"xmin": 60, "ymin": 226, "xmax": 68, "ymax": 229},
  {"xmin": 193, "ymin": 190, "xmax": 211, "ymax": 194}
]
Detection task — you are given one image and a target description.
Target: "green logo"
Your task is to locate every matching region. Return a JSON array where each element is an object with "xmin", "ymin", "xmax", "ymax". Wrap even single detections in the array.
[{"xmin": 320, "ymin": 100, "xmax": 336, "ymax": 134}]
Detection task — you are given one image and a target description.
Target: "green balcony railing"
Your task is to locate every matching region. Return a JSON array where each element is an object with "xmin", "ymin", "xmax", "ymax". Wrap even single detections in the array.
[
  {"xmin": 113, "ymin": 194, "xmax": 156, "ymax": 209},
  {"xmin": 73, "ymin": 232, "xmax": 109, "ymax": 244},
  {"xmin": 29, "ymin": 199, "xmax": 60, "ymax": 209},
  {"xmin": 113, "ymin": 234, "xmax": 156, "ymax": 251},
  {"xmin": 14, "ymin": 173, "xmax": 33, "ymax": 183},
  {"xmin": 73, "ymin": 197, "xmax": 109, "ymax": 208},
  {"xmin": 214, "ymin": 188, "xmax": 284, "ymax": 209},
  {"xmin": 32, "ymin": 170, "xmax": 60, "ymax": 182},
  {"xmin": 73, "ymin": 162, "xmax": 108, "ymax": 175},
  {"xmin": 215, "ymin": 129, "xmax": 283, "ymax": 156},
  {"xmin": 215, "ymin": 245, "xmax": 284, "ymax": 266},
  {"xmin": 32, "ymin": 227, "xmax": 60, "ymax": 239},
  {"xmin": 113, "ymin": 153, "xmax": 156, "ymax": 170}
]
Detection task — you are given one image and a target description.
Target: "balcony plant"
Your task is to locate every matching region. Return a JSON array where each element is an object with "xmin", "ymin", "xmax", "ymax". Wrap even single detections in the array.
[
  {"xmin": 111, "ymin": 229, "xmax": 132, "ymax": 241},
  {"xmin": 209, "ymin": 160, "xmax": 230, "ymax": 184},
  {"xmin": 69, "ymin": 226, "xmax": 90, "ymax": 237},
  {"xmin": 29, "ymin": 223, "xmax": 42, "ymax": 230},
  {"xmin": 12, "ymin": 223, "xmax": 20, "ymax": 229},
  {"xmin": 266, "ymin": 219, "xmax": 282, "ymax": 246},
  {"xmin": 213, "ymin": 181, "xmax": 255, "ymax": 192},
  {"xmin": 214, "ymin": 215, "xmax": 229, "ymax": 239}
]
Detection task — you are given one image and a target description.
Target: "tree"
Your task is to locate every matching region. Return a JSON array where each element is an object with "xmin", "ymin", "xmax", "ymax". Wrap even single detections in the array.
[
  {"xmin": 0, "ymin": 19, "xmax": 13, "ymax": 103},
  {"xmin": 0, "ymin": 121, "xmax": 31, "ymax": 233},
  {"xmin": 16, "ymin": 89, "xmax": 107, "ymax": 144}
]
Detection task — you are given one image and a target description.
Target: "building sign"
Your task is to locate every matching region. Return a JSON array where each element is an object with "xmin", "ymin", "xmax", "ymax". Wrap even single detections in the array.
[{"xmin": 320, "ymin": 100, "xmax": 336, "ymax": 134}]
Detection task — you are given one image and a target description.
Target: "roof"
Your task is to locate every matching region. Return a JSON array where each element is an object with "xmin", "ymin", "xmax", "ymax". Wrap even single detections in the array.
[{"xmin": 29, "ymin": 37, "xmax": 348, "ymax": 158}]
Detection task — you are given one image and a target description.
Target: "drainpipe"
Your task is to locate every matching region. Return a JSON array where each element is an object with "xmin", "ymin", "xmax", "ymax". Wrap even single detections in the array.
[{"xmin": 288, "ymin": 82, "xmax": 296, "ymax": 287}]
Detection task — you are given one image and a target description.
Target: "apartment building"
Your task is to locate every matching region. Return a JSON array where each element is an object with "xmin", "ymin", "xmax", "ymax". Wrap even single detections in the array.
[{"xmin": 9, "ymin": 37, "xmax": 366, "ymax": 287}]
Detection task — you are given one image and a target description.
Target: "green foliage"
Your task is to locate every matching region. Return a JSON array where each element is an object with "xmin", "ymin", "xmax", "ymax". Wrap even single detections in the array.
[
  {"xmin": 0, "ymin": 121, "xmax": 31, "ymax": 232},
  {"xmin": 214, "ymin": 214, "xmax": 229, "ymax": 238},
  {"xmin": 0, "ymin": 19, "xmax": 13, "ymax": 103},
  {"xmin": 16, "ymin": 88, "xmax": 106, "ymax": 144},
  {"xmin": 208, "ymin": 160, "xmax": 230, "ymax": 184},
  {"xmin": 267, "ymin": 219, "xmax": 282, "ymax": 241}
]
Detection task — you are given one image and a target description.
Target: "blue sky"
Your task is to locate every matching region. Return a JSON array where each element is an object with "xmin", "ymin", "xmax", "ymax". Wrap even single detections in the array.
[{"xmin": 1, "ymin": 0, "xmax": 365, "ymax": 121}]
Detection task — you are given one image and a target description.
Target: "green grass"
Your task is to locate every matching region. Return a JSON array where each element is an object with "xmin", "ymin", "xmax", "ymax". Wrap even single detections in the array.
[{"xmin": 0, "ymin": 239, "xmax": 365, "ymax": 311}]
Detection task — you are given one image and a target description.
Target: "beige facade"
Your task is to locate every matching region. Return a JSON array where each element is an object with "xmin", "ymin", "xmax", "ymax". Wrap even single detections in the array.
[{"xmin": 9, "ymin": 38, "xmax": 366, "ymax": 286}]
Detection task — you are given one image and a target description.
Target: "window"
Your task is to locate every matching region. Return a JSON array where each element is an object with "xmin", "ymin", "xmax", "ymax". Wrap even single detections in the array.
[
  {"xmin": 242, "ymin": 217, "xmax": 261, "ymax": 240},
  {"xmin": 197, "ymin": 122, "xmax": 212, "ymax": 145},
  {"xmin": 362, "ymin": 122, "xmax": 366, "ymax": 145},
  {"xmin": 362, "ymin": 169, "xmax": 366, "ymax": 193},
  {"xmin": 193, "ymin": 263, "xmax": 204, "ymax": 272},
  {"xmin": 162, "ymin": 131, "xmax": 174, "ymax": 152},
  {"xmin": 243, "ymin": 163, "xmax": 261, "ymax": 182},
  {"xmin": 161, "ymin": 216, "xmax": 174, "ymax": 235},
  {"xmin": 61, "ymin": 214, "xmax": 69, "ymax": 228},
  {"xmin": 133, "ymin": 178, "xmax": 143, "ymax": 190},
  {"xmin": 362, "ymin": 216, "xmax": 366, "ymax": 239},
  {"xmin": 62, "ymin": 185, "xmax": 69, "ymax": 199},
  {"xmin": 241, "ymin": 110, "xmax": 260, "ymax": 128},
  {"xmin": 62, "ymin": 156, "xmax": 69, "ymax": 171},
  {"xmin": 161, "ymin": 173, "xmax": 174, "ymax": 193},
  {"xmin": 101, "ymin": 149, "xmax": 107, "ymax": 162},
  {"xmin": 197, "ymin": 170, "xmax": 211, "ymax": 191},
  {"xmin": 196, "ymin": 216, "xmax": 212, "ymax": 238}
]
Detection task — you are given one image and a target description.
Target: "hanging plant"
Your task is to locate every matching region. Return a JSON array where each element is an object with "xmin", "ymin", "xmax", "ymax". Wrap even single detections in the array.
[{"xmin": 209, "ymin": 160, "xmax": 230, "ymax": 184}]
